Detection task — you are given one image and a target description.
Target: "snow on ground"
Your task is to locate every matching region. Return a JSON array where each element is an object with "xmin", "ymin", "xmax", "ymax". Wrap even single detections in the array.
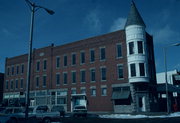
[{"xmin": 100, "ymin": 112, "xmax": 180, "ymax": 119}]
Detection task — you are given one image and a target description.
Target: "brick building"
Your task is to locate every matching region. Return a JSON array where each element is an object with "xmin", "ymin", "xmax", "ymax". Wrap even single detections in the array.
[
  {"xmin": 0, "ymin": 73, "xmax": 4, "ymax": 104},
  {"xmin": 3, "ymin": 1, "xmax": 157, "ymax": 113}
]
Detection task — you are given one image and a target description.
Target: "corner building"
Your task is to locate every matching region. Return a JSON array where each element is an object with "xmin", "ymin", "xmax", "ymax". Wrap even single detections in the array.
[{"xmin": 3, "ymin": 2, "xmax": 158, "ymax": 113}]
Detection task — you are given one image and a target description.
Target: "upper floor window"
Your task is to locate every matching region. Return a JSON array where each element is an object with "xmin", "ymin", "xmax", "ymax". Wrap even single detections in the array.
[
  {"xmin": 11, "ymin": 66, "xmax": 14, "ymax": 75},
  {"xmin": 139, "ymin": 63, "xmax": 145, "ymax": 76},
  {"xmin": 20, "ymin": 78, "xmax": 24, "ymax": 89},
  {"xmin": 71, "ymin": 89, "xmax": 76, "ymax": 94},
  {"xmin": 56, "ymin": 73, "xmax": 60, "ymax": 85},
  {"xmin": 43, "ymin": 60, "xmax": 47, "ymax": 71},
  {"xmin": 63, "ymin": 72, "xmax": 67, "ymax": 84},
  {"xmin": 71, "ymin": 53, "xmax": 76, "ymax": 65},
  {"xmin": 130, "ymin": 63, "xmax": 136, "ymax": 77},
  {"xmin": 138, "ymin": 41, "xmax": 143, "ymax": 54},
  {"xmin": 21, "ymin": 64, "xmax": 24, "ymax": 74},
  {"xmin": 15, "ymin": 79, "xmax": 18, "ymax": 89},
  {"xmin": 81, "ymin": 88, "xmax": 86, "ymax": 94},
  {"xmin": 64, "ymin": 55, "xmax": 67, "ymax": 67},
  {"xmin": 56, "ymin": 56, "xmax": 60, "ymax": 68},
  {"xmin": 7, "ymin": 67, "xmax": 10, "ymax": 76},
  {"xmin": 116, "ymin": 44, "xmax": 122, "ymax": 58},
  {"xmin": 80, "ymin": 51, "xmax": 85, "ymax": 64},
  {"xmin": 80, "ymin": 70, "xmax": 86, "ymax": 83},
  {"xmin": 91, "ymin": 88, "xmax": 96, "ymax": 96},
  {"xmin": 43, "ymin": 75, "xmax": 47, "ymax": 87},
  {"xmin": 117, "ymin": 64, "xmax": 123, "ymax": 79},
  {"xmin": 90, "ymin": 68, "xmax": 96, "ymax": 82},
  {"xmin": 10, "ymin": 80, "xmax": 14, "ymax": 90},
  {"xmin": 36, "ymin": 61, "xmax": 40, "ymax": 72},
  {"xmin": 101, "ymin": 67, "xmax": 106, "ymax": 81},
  {"xmin": 6, "ymin": 80, "xmax": 8, "ymax": 90},
  {"xmin": 71, "ymin": 71, "xmax": 76, "ymax": 84},
  {"xmin": 100, "ymin": 47, "xmax": 106, "ymax": 60},
  {"xmin": 129, "ymin": 42, "xmax": 135, "ymax": 55},
  {"xmin": 90, "ymin": 49, "xmax": 95, "ymax": 62},
  {"xmin": 101, "ymin": 87, "xmax": 107, "ymax": 96},
  {"xmin": 16, "ymin": 66, "xmax": 19, "ymax": 75},
  {"xmin": 36, "ymin": 76, "xmax": 39, "ymax": 88}
]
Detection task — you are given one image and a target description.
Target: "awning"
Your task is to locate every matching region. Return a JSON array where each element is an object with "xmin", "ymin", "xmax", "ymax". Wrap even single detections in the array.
[{"xmin": 112, "ymin": 90, "xmax": 130, "ymax": 100}]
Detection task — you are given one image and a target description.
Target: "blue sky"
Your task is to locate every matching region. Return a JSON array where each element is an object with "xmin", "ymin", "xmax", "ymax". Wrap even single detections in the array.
[{"xmin": 0, "ymin": 0, "xmax": 180, "ymax": 73}]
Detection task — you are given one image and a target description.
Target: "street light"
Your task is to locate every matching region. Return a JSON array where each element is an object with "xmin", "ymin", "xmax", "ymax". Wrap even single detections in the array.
[
  {"xmin": 164, "ymin": 42, "xmax": 180, "ymax": 114},
  {"xmin": 24, "ymin": 0, "xmax": 54, "ymax": 120}
]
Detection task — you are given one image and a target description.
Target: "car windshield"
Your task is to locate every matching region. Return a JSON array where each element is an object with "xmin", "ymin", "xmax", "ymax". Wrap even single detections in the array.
[{"xmin": 36, "ymin": 106, "xmax": 49, "ymax": 113}]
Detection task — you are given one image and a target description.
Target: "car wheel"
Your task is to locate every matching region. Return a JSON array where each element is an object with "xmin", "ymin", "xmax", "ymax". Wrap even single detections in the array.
[{"xmin": 43, "ymin": 118, "xmax": 51, "ymax": 123}]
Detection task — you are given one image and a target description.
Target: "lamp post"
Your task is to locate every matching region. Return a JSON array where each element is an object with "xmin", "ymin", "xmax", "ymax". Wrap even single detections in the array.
[
  {"xmin": 164, "ymin": 42, "xmax": 180, "ymax": 114},
  {"xmin": 24, "ymin": 0, "xmax": 54, "ymax": 120}
]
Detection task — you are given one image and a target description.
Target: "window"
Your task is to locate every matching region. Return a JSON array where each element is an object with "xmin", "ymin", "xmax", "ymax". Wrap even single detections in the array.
[
  {"xmin": 11, "ymin": 66, "xmax": 14, "ymax": 75},
  {"xmin": 56, "ymin": 56, "xmax": 60, "ymax": 68},
  {"xmin": 71, "ymin": 89, "xmax": 76, "ymax": 94},
  {"xmin": 139, "ymin": 63, "xmax": 145, "ymax": 76},
  {"xmin": 81, "ymin": 89, "xmax": 86, "ymax": 94},
  {"xmin": 20, "ymin": 79, "xmax": 24, "ymax": 89},
  {"xmin": 80, "ymin": 70, "xmax": 86, "ymax": 83},
  {"xmin": 71, "ymin": 53, "xmax": 76, "ymax": 65},
  {"xmin": 43, "ymin": 60, "xmax": 47, "ymax": 70},
  {"xmin": 138, "ymin": 41, "xmax": 143, "ymax": 54},
  {"xmin": 117, "ymin": 64, "xmax": 123, "ymax": 79},
  {"xmin": 15, "ymin": 79, "xmax": 18, "ymax": 89},
  {"xmin": 91, "ymin": 88, "xmax": 96, "ymax": 96},
  {"xmin": 56, "ymin": 73, "xmax": 60, "ymax": 85},
  {"xmin": 116, "ymin": 44, "xmax": 122, "ymax": 58},
  {"xmin": 80, "ymin": 51, "xmax": 85, "ymax": 64},
  {"xmin": 129, "ymin": 42, "xmax": 134, "ymax": 54},
  {"xmin": 43, "ymin": 75, "xmax": 47, "ymax": 87},
  {"xmin": 36, "ymin": 76, "xmax": 39, "ymax": 88},
  {"xmin": 101, "ymin": 88, "xmax": 107, "ymax": 96},
  {"xmin": 64, "ymin": 55, "xmax": 67, "ymax": 67},
  {"xmin": 130, "ymin": 63, "xmax": 136, "ymax": 77},
  {"xmin": 100, "ymin": 47, "xmax": 106, "ymax": 60},
  {"xmin": 10, "ymin": 80, "xmax": 14, "ymax": 90},
  {"xmin": 63, "ymin": 72, "xmax": 67, "ymax": 84},
  {"xmin": 21, "ymin": 64, "xmax": 24, "ymax": 74},
  {"xmin": 36, "ymin": 61, "xmax": 40, "ymax": 71},
  {"xmin": 101, "ymin": 67, "xmax": 106, "ymax": 81},
  {"xmin": 6, "ymin": 80, "xmax": 8, "ymax": 90},
  {"xmin": 57, "ymin": 98, "xmax": 66, "ymax": 104},
  {"xmin": 71, "ymin": 71, "xmax": 76, "ymax": 84},
  {"xmin": 90, "ymin": 49, "xmax": 95, "ymax": 62},
  {"xmin": 90, "ymin": 68, "xmax": 96, "ymax": 82},
  {"xmin": 7, "ymin": 67, "xmax": 10, "ymax": 76},
  {"xmin": 16, "ymin": 66, "xmax": 19, "ymax": 75}
]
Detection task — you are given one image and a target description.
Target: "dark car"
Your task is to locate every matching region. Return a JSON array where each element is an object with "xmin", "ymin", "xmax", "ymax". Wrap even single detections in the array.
[{"xmin": 51, "ymin": 105, "xmax": 65, "ymax": 117}]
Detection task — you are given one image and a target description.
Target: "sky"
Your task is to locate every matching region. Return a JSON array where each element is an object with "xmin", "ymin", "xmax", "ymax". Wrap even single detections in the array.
[{"xmin": 0, "ymin": 0, "xmax": 180, "ymax": 73}]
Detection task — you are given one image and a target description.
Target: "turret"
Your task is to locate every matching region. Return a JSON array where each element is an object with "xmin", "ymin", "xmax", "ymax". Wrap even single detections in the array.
[{"xmin": 125, "ymin": 1, "xmax": 149, "ymax": 83}]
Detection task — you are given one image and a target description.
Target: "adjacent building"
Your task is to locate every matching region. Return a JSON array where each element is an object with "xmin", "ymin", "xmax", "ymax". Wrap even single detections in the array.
[
  {"xmin": 0, "ymin": 73, "xmax": 4, "ymax": 104},
  {"xmin": 3, "ymin": 1, "xmax": 158, "ymax": 113}
]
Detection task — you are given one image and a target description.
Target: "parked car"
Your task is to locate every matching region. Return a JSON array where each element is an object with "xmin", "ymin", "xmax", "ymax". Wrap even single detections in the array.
[
  {"xmin": 51, "ymin": 105, "xmax": 65, "ymax": 117},
  {"xmin": 73, "ymin": 105, "xmax": 87, "ymax": 117},
  {"xmin": 0, "ymin": 107, "xmax": 36, "ymax": 123},
  {"xmin": 29, "ymin": 105, "xmax": 61, "ymax": 123}
]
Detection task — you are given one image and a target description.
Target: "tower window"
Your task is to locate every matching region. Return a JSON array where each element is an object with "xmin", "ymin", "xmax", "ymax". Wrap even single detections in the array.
[
  {"xmin": 56, "ymin": 56, "xmax": 60, "ymax": 68},
  {"xmin": 130, "ymin": 63, "xmax": 136, "ymax": 77},
  {"xmin": 129, "ymin": 42, "xmax": 134, "ymax": 55},
  {"xmin": 80, "ymin": 51, "xmax": 85, "ymax": 64},
  {"xmin": 64, "ymin": 55, "xmax": 67, "ymax": 67},
  {"xmin": 90, "ymin": 49, "xmax": 95, "ymax": 62},
  {"xmin": 138, "ymin": 41, "xmax": 143, "ymax": 54},
  {"xmin": 139, "ymin": 63, "xmax": 145, "ymax": 76}
]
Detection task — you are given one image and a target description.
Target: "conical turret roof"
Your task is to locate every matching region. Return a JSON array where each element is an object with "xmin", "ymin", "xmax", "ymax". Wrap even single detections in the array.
[{"xmin": 125, "ymin": 1, "xmax": 146, "ymax": 28}]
